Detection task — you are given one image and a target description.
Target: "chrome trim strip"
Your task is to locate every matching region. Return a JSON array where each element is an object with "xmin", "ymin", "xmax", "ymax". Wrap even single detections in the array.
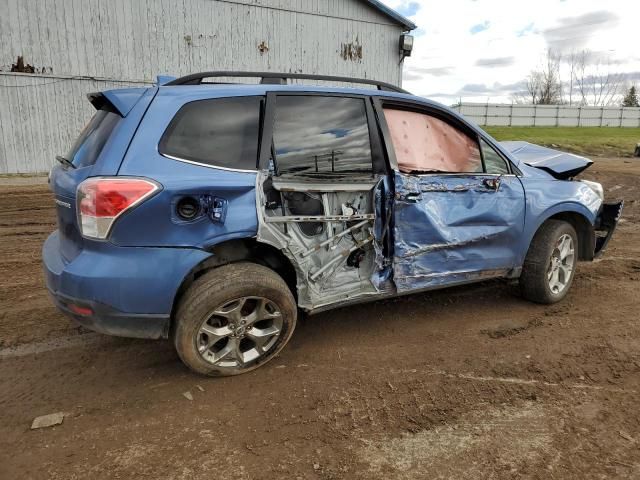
[{"xmin": 161, "ymin": 153, "xmax": 258, "ymax": 174}]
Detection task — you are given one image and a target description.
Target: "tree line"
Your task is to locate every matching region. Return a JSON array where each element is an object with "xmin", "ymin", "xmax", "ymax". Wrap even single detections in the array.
[{"xmin": 514, "ymin": 49, "xmax": 639, "ymax": 107}]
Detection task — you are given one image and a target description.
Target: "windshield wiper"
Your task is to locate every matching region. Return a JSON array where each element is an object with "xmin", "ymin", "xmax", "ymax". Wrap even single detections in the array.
[{"xmin": 56, "ymin": 155, "xmax": 76, "ymax": 169}]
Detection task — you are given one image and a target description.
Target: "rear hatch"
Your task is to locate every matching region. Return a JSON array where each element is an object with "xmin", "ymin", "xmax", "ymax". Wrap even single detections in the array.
[{"xmin": 50, "ymin": 88, "xmax": 149, "ymax": 262}]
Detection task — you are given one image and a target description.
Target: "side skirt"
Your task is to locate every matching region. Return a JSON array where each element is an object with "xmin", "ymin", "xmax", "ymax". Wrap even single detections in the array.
[{"xmin": 305, "ymin": 267, "xmax": 517, "ymax": 315}]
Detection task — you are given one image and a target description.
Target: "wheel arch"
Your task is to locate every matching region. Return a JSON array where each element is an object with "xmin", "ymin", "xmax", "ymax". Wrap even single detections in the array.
[
  {"xmin": 168, "ymin": 238, "xmax": 298, "ymax": 337},
  {"xmin": 527, "ymin": 204, "xmax": 596, "ymax": 262},
  {"xmin": 546, "ymin": 211, "xmax": 594, "ymax": 260}
]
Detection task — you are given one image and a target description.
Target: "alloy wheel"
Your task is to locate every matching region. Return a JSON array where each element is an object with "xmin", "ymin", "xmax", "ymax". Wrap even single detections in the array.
[
  {"xmin": 547, "ymin": 233, "xmax": 575, "ymax": 295},
  {"xmin": 196, "ymin": 296, "xmax": 283, "ymax": 370}
]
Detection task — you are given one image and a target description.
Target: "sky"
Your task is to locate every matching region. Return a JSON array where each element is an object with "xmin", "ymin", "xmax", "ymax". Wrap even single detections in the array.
[{"xmin": 381, "ymin": 0, "xmax": 640, "ymax": 105}]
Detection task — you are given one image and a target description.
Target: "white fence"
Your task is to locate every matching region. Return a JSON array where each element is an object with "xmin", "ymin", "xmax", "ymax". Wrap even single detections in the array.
[{"xmin": 453, "ymin": 103, "xmax": 640, "ymax": 128}]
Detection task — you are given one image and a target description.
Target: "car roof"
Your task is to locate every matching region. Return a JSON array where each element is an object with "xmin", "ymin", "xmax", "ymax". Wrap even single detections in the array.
[
  {"xmin": 103, "ymin": 82, "xmax": 521, "ymax": 171},
  {"xmin": 155, "ymin": 83, "xmax": 445, "ymax": 109}
]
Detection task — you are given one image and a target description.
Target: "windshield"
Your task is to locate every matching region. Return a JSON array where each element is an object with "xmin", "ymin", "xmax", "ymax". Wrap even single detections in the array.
[{"xmin": 66, "ymin": 109, "xmax": 121, "ymax": 168}]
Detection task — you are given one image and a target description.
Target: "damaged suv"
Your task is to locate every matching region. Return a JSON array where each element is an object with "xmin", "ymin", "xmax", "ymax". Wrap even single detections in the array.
[{"xmin": 44, "ymin": 72, "xmax": 622, "ymax": 376}]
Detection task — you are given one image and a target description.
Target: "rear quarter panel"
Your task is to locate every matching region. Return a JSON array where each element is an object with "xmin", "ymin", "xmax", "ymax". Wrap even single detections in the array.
[{"xmin": 112, "ymin": 88, "xmax": 259, "ymax": 248}]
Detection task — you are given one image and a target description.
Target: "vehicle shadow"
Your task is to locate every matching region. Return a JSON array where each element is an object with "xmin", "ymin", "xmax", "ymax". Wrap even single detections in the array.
[
  {"xmin": 0, "ymin": 278, "xmax": 540, "ymax": 423},
  {"xmin": 290, "ymin": 278, "xmax": 522, "ymax": 348}
]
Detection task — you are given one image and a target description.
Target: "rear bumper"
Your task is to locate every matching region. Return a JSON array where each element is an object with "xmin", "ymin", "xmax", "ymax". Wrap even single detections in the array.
[
  {"xmin": 47, "ymin": 289, "xmax": 170, "ymax": 339},
  {"xmin": 594, "ymin": 201, "xmax": 624, "ymax": 258},
  {"xmin": 42, "ymin": 230, "xmax": 211, "ymax": 339}
]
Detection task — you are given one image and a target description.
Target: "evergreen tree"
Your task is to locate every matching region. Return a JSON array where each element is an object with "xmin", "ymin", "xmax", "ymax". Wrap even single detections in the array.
[{"xmin": 622, "ymin": 86, "xmax": 640, "ymax": 107}]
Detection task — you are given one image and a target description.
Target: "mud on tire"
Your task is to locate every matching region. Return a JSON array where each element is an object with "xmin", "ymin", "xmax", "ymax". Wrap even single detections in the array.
[
  {"xmin": 173, "ymin": 262, "xmax": 297, "ymax": 376},
  {"xmin": 519, "ymin": 220, "xmax": 578, "ymax": 304}
]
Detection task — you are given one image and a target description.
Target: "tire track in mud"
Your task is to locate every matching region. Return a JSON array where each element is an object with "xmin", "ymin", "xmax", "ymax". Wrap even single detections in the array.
[
  {"xmin": 0, "ymin": 162, "xmax": 639, "ymax": 478},
  {"xmin": 1, "ymin": 332, "xmax": 634, "ymax": 397},
  {"xmin": 0, "ymin": 332, "xmax": 103, "ymax": 358},
  {"xmin": 0, "ymin": 181, "xmax": 65, "ymax": 347}
]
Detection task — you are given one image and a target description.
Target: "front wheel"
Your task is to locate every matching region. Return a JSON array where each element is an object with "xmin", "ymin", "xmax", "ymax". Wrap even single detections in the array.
[
  {"xmin": 519, "ymin": 220, "xmax": 578, "ymax": 304},
  {"xmin": 173, "ymin": 262, "xmax": 297, "ymax": 376}
]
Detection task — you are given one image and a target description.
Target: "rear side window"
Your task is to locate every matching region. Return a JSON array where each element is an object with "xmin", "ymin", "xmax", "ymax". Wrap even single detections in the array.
[
  {"xmin": 67, "ymin": 109, "xmax": 121, "ymax": 168},
  {"xmin": 159, "ymin": 97, "xmax": 262, "ymax": 170},
  {"xmin": 383, "ymin": 108, "xmax": 482, "ymax": 174},
  {"xmin": 273, "ymin": 96, "xmax": 373, "ymax": 178}
]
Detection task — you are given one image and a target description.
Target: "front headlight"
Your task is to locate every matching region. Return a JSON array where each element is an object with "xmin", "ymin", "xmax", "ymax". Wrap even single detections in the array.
[{"xmin": 581, "ymin": 179, "xmax": 604, "ymax": 201}]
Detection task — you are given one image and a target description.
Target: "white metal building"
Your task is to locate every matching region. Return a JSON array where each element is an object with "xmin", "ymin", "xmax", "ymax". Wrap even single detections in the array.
[{"xmin": 0, "ymin": 0, "xmax": 415, "ymax": 174}]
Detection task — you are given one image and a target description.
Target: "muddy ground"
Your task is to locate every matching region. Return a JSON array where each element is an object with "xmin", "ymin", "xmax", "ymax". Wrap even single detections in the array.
[{"xmin": 0, "ymin": 158, "xmax": 639, "ymax": 479}]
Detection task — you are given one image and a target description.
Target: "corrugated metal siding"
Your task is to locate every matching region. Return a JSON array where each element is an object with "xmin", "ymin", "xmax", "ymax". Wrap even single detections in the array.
[
  {"xmin": 0, "ymin": 0, "xmax": 405, "ymax": 173},
  {"xmin": 1, "ymin": 0, "xmax": 401, "ymax": 82},
  {"xmin": 0, "ymin": 73, "xmax": 149, "ymax": 174}
]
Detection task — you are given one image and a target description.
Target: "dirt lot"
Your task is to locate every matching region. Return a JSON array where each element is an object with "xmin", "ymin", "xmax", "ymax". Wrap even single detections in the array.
[{"xmin": 1, "ymin": 159, "xmax": 639, "ymax": 479}]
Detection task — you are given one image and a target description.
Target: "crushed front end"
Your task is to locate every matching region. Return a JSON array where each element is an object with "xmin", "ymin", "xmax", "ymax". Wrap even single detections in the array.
[{"xmin": 594, "ymin": 201, "xmax": 624, "ymax": 258}]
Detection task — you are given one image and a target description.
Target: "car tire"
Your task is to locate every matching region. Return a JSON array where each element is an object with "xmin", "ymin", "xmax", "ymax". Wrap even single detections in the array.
[
  {"xmin": 173, "ymin": 262, "xmax": 297, "ymax": 376},
  {"xmin": 519, "ymin": 220, "xmax": 578, "ymax": 304}
]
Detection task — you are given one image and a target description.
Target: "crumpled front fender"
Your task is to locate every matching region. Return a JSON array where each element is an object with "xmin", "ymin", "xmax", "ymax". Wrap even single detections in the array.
[{"xmin": 594, "ymin": 201, "xmax": 624, "ymax": 257}]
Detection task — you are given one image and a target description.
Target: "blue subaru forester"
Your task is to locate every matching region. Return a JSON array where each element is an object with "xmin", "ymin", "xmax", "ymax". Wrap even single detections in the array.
[{"xmin": 44, "ymin": 72, "xmax": 622, "ymax": 376}]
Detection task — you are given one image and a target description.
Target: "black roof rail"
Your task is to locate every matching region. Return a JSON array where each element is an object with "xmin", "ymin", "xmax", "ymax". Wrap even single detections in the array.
[{"xmin": 164, "ymin": 71, "xmax": 409, "ymax": 94}]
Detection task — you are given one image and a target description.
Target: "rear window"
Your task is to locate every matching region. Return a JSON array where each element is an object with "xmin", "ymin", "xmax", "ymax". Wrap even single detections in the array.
[
  {"xmin": 159, "ymin": 97, "xmax": 262, "ymax": 170},
  {"xmin": 67, "ymin": 109, "xmax": 121, "ymax": 168}
]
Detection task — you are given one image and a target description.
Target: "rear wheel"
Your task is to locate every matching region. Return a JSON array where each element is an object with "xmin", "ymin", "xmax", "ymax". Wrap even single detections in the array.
[
  {"xmin": 520, "ymin": 220, "xmax": 578, "ymax": 304},
  {"xmin": 174, "ymin": 263, "xmax": 297, "ymax": 376}
]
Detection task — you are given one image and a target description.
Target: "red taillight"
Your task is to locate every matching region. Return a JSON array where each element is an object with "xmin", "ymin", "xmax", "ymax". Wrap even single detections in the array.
[{"xmin": 77, "ymin": 177, "xmax": 159, "ymax": 239}]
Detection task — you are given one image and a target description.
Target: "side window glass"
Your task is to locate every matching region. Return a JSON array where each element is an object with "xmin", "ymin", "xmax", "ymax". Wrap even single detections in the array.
[
  {"xmin": 159, "ymin": 96, "xmax": 262, "ymax": 170},
  {"xmin": 273, "ymin": 96, "xmax": 373, "ymax": 178},
  {"xmin": 383, "ymin": 108, "xmax": 482, "ymax": 174},
  {"xmin": 480, "ymin": 139, "xmax": 510, "ymax": 174}
]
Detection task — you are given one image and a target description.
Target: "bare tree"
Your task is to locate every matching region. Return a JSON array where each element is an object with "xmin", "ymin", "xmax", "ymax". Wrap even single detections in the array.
[
  {"xmin": 510, "ymin": 89, "xmax": 533, "ymax": 105},
  {"xmin": 574, "ymin": 49, "xmax": 589, "ymax": 105},
  {"xmin": 573, "ymin": 50, "xmax": 623, "ymax": 106},
  {"xmin": 565, "ymin": 50, "xmax": 579, "ymax": 105},
  {"xmin": 524, "ymin": 71, "xmax": 542, "ymax": 104},
  {"xmin": 518, "ymin": 49, "xmax": 563, "ymax": 105},
  {"xmin": 539, "ymin": 49, "xmax": 562, "ymax": 104},
  {"xmin": 513, "ymin": 48, "xmax": 624, "ymax": 106}
]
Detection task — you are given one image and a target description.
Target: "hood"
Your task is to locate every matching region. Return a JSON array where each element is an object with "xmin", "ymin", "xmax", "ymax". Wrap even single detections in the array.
[{"xmin": 500, "ymin": 141, "xmax": 593, "ymax": 180}]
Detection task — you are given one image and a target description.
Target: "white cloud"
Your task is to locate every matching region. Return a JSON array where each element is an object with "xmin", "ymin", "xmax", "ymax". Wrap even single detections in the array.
[{"xmin": 382, "ymin": 0, "xmax": 640, "ymax": 105}]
